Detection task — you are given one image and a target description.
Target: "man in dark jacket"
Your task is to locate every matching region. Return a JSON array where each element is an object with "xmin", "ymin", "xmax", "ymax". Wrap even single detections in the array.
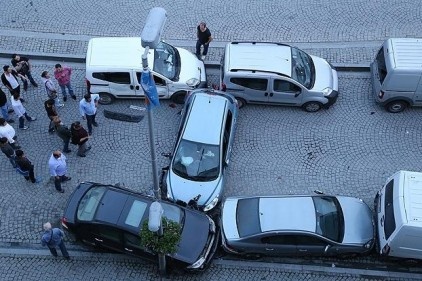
[
  {"xmin": 15, "ymin": 149, "xmax": 39, "ymax": 183},
  {"xmin": 0, "ymin": 88, "xmax": 14, "ymax": 123},
  {"xmin": 11, "ymin": 54, "xmax": 38, "ymax": 90},
  {"xmin": 1, "ymin": 65, "xmax": 27, "ymax": 99},
  {"xmin": 53, "ymin": 117, "xmax": 71, "ymax": 153},
  {"xmin": 44, "ymin": 99, "xmax": 58, "ymax": 133}
]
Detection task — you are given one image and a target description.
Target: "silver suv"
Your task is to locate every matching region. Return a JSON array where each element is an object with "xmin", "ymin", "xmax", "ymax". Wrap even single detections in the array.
[{"xmin": 219, "ymin": 42, "xmax": 339, "ymax": 112}]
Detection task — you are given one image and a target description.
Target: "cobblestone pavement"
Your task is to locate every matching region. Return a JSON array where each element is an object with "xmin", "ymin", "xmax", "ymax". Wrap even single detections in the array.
[{"xmin": 1, "ymin": 0, "xmax": 422, "ymax": 280}]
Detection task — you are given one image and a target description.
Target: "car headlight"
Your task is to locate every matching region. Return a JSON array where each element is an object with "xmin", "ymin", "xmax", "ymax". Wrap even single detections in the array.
[
  {"xmin": 203, "ymin": 197, "xmax": 219, "ymax": 212},
  {"xmin": 187, "ymin": 257, "xmax": 206, "ymax": 269},
  {"xmin": 321, "ymin": 87, "xmax": 333, "ymax": 97},
  {"xmin": 186, "ymin": 78, "xmax": 200, "ymax": 87}
]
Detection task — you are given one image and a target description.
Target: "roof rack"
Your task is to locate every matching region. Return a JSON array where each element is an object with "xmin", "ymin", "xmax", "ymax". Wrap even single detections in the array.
[
  {"xmin": 230, "ymin": 41, "xmax": 290, "ymax": 47},
  {"xmin": 229, "ymin": 69, "xmax": 289, "ymax": 78}
]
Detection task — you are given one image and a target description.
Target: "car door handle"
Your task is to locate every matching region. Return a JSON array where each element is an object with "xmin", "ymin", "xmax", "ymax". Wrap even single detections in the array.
[
  {"xmin": 94, "ymin": 238, "xmax": 103, "ymax": 242},
  {"xmin": 130, "ymin": 85, "xmax": 134, "ymax": 90},
  {"xmin": 298, "ymin": 249, "xmax": 308, "ymax": 252},
  {"xmin": 269, "ymin": 93, "xmax": 273, "ymax": 97},
  {"xmin": 135, "ymin": 85, "xmax": 139, "ymax": 90},
  {"xmin": 124, "ymin": 247, "xmax": 133, "ymax": 252},
  {"xmin": 264, "ymin": 92, "xmax": 268, "ymax": 96},
  {"xmin": 265, "ymin": 248, "xmax": 274, "ymax": 251}
]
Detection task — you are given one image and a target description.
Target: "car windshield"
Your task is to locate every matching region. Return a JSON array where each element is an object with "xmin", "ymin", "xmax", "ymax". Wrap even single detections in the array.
[
  {"xmin": 290, "ymin": 47, "xmax": 315, "ymax": 89},
  {"xmin": 153, "ymin": 41, "xmax": 180, "ymax": 81},
  {"xmin": 162, "ymin": 202, "xmax": 184, "ymax": 225},
  {"xmin": 313, "ymin": 196, "xmax": 344, "ymax": 242},
  {"xmin": 77, "ymin": 186, "xmax": 107, "ymax": 221},
  {"xmin": 172, "ymin": 139, "xmax": 220, "ymax": 182}
]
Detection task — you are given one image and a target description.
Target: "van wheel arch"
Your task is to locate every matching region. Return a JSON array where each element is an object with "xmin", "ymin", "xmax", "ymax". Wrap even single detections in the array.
[
  {"xmin": 171, "ymin": 91, "xmax": 187, "ymax": 104},
  {"xmin": 385, "ymin": 100, "xmax": 409, "ymax": 113},
  {"xmin": 302, "ymin": 101, "xmax": 322, "ymax": 112},
  {"xmin": 98, "ymin": 92, "xmax": 115, "ymax": 105}
]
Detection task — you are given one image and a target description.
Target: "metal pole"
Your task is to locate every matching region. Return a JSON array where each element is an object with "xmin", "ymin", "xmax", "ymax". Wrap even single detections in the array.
[{"xmin": 142, "ymin": 48, "xmax": 166, "ymax": 276}]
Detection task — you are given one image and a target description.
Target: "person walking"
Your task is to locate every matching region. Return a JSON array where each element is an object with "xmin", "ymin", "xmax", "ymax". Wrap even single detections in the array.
[
  {"xmin": 15, "ymin": 149, "xmax": 39, "ymax": 183},
  {"xmin": 44, "ymin": 99, "xmax": 58, "ymax": 134},
  {"xmin": 70, "ymin": 121, "xmax": 91, "ymax": 157},
  {"xmin": 196, "ymin": 21, "xmax": 213, "ymax": 61},
  {"xmin": 1, "ymin": 65, "xmax": 27, "ymax": 101},
  {"xmin": 0, "ymin": 87, "xmax": 14, "ymax": 123},
  {"xmin": 11, "ymin": 54, "xmax": 38, "ymax": 91},
  {"xmin": 0, "ymin": 137, "xmax": 17, "ymax": 168},
  {"xmin": 41, "ymin": 222, "xmax": 70, "ymax": 259},
  {"xmin": 0, "ymin": 118, "xmax": 20, "ymax": 149},
  {"xmin": 48, "ymin": 150, "xmax": 71, "ymax": 193},
  {"xmin": 54, "ymin": 64, "xmax": 76, "ymax": 102},
  {"xmin": 11, "ymin": 92, "xmax": 36, "ymax": 130},
  {"xmin": 53, "ymin": 117, "xmax": 71, "ymax": 153},
  {"xmin": 79, "ymin": 93, "xmax": 99, "ymax": 136},
  {"xmin": 41, "ymin": 71, "xmax": 64, "ymax": 108}
]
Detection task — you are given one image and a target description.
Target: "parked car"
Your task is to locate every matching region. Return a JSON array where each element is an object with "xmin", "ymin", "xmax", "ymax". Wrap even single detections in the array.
[
  {"xmin": 61, "ymin": 182, "xmax": 218, "ymax": 271},
  {"xmin": 219, "ymin": 42, "xmax": 339, "ymax": 112},
  {"xmin": 221, "ymin": 194, "xmax": 375, "ymax": 257},
  {"xmin": 85, "ymin": 37, "xmax": 207, "ymax": 105},
  {"xmin": 163, "ymin": 89, "xmax": 238, "ymax": 212}
]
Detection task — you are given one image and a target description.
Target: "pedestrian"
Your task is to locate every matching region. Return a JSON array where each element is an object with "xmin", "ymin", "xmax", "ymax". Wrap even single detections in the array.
[
  {"xmin": 15, "ymin": 149, "xmax": 39, "ymax": 183},
  {"xmin": 53, "ymin": 117, "xmax": 72, "ymax": 153},
  {"xmin": 41, "ymin": 222, "xmax": 70, "ymax": 259},
  {"xmin": 54, "ymin": 64, "xmax": 76, "ymax": 102},
  {"xmin": 11, "ymin": 54, "xmax": 38, "ymax": 91},
  {"xmin": 1, "ymin": 65, "xmax": 27, "ymax": 101},
  {"xmin": 48, "ymin": 150, "xmax": 71, "ymax": 193},
  {"xmin": 0, "ymin": 87, "xmax": 14, "ymax": 123},
  {"xmin": 11, "ymin": 91, "xmax": 36, "ymax": 130},
  {"xmin": 79, "ymin": 93, "xmax": 99, "ymax": 135},
  {"xmin": 70, "ymin": 121, "xmax": 91, "ymax": 157},
  {"xmin": 0, "ymin": 137, "xmax": 17, "ymax": 168},
  {"xmin": 0, "ymin": 118, "xmax": 20, "ymax": 149},
  {"xmin": 196, "ymin": 21, "xmax": 213, "ymax": 61},
  {"xmin": 44, "ymin": 99, "xmax": 58, "ymax": 134},
  {"xmin": 41, "ymin": 71, "xmax": 64, "ymax": 108}
]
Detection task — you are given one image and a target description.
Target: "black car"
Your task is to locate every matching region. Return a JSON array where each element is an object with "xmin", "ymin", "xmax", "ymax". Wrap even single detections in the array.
[{"xmin": 61, "ymin": 182, "xmax": 218, "ymax": 271}]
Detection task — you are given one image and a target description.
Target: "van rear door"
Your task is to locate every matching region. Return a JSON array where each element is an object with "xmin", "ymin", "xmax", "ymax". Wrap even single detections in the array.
[{"xmin": 371, "ymin": 47, "xmax": 388, "ymax": 100}]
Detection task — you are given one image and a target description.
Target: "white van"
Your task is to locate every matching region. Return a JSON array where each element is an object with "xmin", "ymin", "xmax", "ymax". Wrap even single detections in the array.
[
  {"xmin": 371, "ymin": 38, "xmax": 422, "ymax": 113},
  {"xmin": 374, "ymin": 170, "xmax": 422, "ymax": 259},
  {"xmin": 86, "ymin": 37, "xmax": 207, "ymax": 104}
]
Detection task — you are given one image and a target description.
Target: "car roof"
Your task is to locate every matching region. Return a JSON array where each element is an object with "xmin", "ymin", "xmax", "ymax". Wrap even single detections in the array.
[
  {"xmin": 225, "ymin": 42, "xmax": 292, "ymax": 77},
  {"xmin": 86, "ymin": 37, "xmax": 154, "ymax": 69},
  {"xmin": 182, "ymin": 92, "xmax": 229, "ymax": 145}
]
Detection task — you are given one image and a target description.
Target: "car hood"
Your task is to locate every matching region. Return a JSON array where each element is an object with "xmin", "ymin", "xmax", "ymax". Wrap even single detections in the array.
[
  {"xmin": 337, "ymin": 196, "xmax": 374, "ymax": 245},
  {"xmin": 310, "ymin": 55, "xmax": 338, "ymax": 92},
  {"xmin": 176, "ymin": 47, "xmax": 207, "ymax": 84},
  {"xmin": 173, "ymin": 210, "xmax": 210, "ymax": 263},
  {"xmin": 167, "ymin": 171, "xmax": 222, "ymax": 208}
]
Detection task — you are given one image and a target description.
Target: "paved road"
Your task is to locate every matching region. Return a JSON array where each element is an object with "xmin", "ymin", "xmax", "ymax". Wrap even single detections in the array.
[{"xmin": 1, "ymin": 0, "xmax": 422, "ymax": 280}]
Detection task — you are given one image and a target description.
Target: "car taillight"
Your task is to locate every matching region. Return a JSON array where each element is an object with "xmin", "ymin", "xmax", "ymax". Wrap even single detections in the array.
[
  {"xmin": 382, "ymin": 243, "xmax": 390, "ymax": 255},
  {"xmin": 378, "ymin": 90, "xmax": 384, "ymax": 99},
  {"xmin": 86, "ymin": 79, "xmax": 91, "ymax": 92},
  {"xmin": 61, "ymin": 217, "xmax": 68, "ymax": 229},
  {"xmin": 221, "ymin": 83, "xmax": 226, "ymax": 92}
]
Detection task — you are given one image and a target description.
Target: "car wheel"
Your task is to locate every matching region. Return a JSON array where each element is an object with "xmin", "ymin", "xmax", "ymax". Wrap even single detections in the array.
[
  {"xmin": 385, "ymin": 100, "xmax": 408, "ymax": 113},
  {"xmin": 236, "ymin": 98, "xmax": 246, "ymax": 108},
  {"xmin": 171, "ymin": 91, "xmax": 187, "ymax": 104},
  {"xmin": 98, "ymin": 92, "xmax": 115, "ymax": 105},
  {"xmin": 302, "ymin": 101, "xmax": 322, "ymax": 112}
]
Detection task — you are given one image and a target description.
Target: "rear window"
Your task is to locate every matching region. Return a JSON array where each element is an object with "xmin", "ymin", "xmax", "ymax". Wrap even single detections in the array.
[
  {"xmin": 384, "ymin": 179, "xmax": 396, "ymax": 239},
  {"xmin": 92, "ymin": 72, "xmax": 131, "ymax": 84},
  {"xmin": 236, "ymin": 198, "xmax": 261, "ymax": 237},
  {"xmin": 375, "ymin": 47, "xmax": 388, "ymax": 84},
  {"xmin": 77, "ymin": 186, "xmax": 107, "ymax": 221}
]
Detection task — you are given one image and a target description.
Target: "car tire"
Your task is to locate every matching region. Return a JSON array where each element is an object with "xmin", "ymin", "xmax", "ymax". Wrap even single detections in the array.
[
  {"xmin": 385, "ymin": 100, "xmax": 408, "ymax": 113},
  {"xmin": 171, "ymin": 91, "xmax": 187, "ymax": 104},
  {"xmin": 236, "ymin": 98, "xmax": 246, "ymax": 109},
  {"xmin": 98, "ymin": 92, "xmax": 115, "ymax": 105},
  {"xmin": 302, "ymin": 101, "xmax": 322, "ymax": 112}
]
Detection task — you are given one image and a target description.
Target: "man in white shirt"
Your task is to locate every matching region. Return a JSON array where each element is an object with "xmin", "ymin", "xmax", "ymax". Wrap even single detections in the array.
[
  {"xmin": 11, "ymin": 92, "xmax": 36, "ymax": 130},
  {"xmin": 79, "ymin": 93, "xmax": 99, "ymax": 135},
  {"xmin": 48, "ymin": 150, "xmax": 71, "ymax": 193},
  {"xmin": 0, "ymin": 118, "xmax": 20, "ymax": 149}
]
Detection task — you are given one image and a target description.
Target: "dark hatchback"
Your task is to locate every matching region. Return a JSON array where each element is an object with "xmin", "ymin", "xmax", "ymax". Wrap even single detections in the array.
[{"xmin": 61, "ymin": 182, "xmax": 218, "ymax": 271}]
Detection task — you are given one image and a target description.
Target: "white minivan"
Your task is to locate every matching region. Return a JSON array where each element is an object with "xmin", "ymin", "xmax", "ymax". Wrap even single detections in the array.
[
  {"xmin": 86, "ymin": 37, "xmax": 207, "ymax": 104},
  {"xmin": 375, "ymin": 170, "xmax": 422, "ymax": 260}
]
